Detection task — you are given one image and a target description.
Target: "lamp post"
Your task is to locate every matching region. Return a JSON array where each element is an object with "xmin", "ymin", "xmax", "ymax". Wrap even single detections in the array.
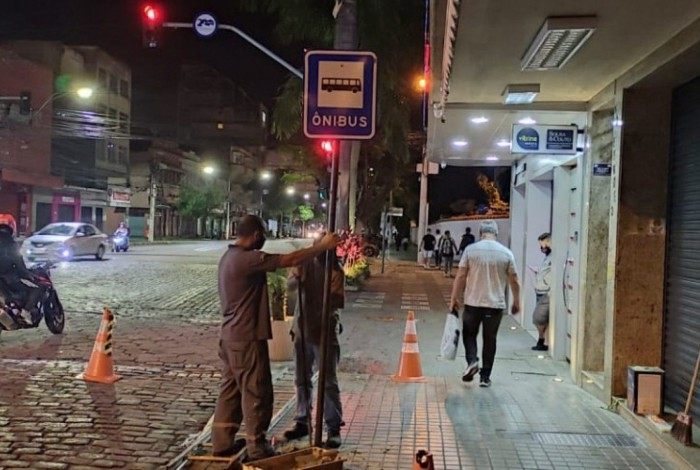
[
  {"xmin": 259, "ymin": 170, "xmax": 272, "ymax": 218},
  {"xmin": 33, "ymin": 87, "xmax": 96, "ymax": 117}
]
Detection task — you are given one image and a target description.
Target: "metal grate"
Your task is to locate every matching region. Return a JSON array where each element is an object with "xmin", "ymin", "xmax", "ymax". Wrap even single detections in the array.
[{"xmin": 534, "ymin": 432, "xmax": 644, "ymax": 448}]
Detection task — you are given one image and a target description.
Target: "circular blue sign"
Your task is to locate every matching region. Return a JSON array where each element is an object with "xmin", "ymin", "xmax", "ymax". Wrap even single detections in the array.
[
  {"xmin": 516, "ymin": 127, "xmax": 539, "ymax": 151},
  {"xmin": 194, "ymin": 12, "xmax": 218, "ymax": 38}
]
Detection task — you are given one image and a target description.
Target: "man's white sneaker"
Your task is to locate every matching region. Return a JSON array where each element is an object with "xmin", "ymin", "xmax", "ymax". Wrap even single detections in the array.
[{"xmin": 462, "ymin": 362, "xmax": 479, "ymax": 382}]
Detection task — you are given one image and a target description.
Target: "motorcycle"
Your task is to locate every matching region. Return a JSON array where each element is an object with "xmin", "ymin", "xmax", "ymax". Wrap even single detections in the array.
[
  {"xmin": 111, "ymin": 232, "xmax": 130, "ymax": 252},
  {"xmin": 0, "ymin": 262, "xmax": 65, "ymax": 335}
]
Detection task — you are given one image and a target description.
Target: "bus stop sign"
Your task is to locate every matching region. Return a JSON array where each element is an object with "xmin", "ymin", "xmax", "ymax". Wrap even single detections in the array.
[{"xmin": 303, "ymin": 50, "xmax": 377, "ymax": 140}]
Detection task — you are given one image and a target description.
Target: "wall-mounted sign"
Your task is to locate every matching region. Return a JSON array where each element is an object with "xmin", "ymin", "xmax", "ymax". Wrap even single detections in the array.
[
  {"xmin": 108, "ymin": 186, "xmax": 131, "ymax": 208},
  {"xmin": 511, "ymin": 124, "xmax": 579, "ymax": 155},
  {"xmin": 593, "ymin": 163, "xmax": 612, "ymax": 176}
]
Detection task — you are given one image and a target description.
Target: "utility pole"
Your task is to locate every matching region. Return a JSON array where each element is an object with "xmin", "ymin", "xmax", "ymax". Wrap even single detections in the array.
[
  {"xmin": 148, "ymin": 171, "xmax": 157, "ymax": 243},
  {"xmin": 333, "ymin": 0, "xmax": 359, "ymax": 231}
]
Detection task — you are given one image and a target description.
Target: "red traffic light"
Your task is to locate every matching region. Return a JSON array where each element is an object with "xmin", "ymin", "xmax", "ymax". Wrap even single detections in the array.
[
  {"xmin": 141, "ymin": 4, "xmax": 163, "ymax": 48},
  {"xmin": 320, "ymin": 140, "xmax": 334, "ymax": 153},
  {"xmin": 144, "ymin": 5, "xmax": 159, "ymax": 23}
]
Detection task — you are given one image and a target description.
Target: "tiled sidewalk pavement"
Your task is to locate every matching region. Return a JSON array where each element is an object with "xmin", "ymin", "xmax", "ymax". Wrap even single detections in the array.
[{"xmin": 266, "ymin": 260, "xmax": 676, "ymax": 470}]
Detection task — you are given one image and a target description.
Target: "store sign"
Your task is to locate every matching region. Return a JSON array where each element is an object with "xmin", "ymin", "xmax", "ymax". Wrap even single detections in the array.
[
  {"xmin": 593, "ymin": 163, "xmax": 612, "ymax": 176},
  {"xmin": 108, "ymin": 186, "xmax": 131, "ymax": 208},
  {"xmin": 511, "ymin": 124, "xmax": 578, "ymax": 155}
]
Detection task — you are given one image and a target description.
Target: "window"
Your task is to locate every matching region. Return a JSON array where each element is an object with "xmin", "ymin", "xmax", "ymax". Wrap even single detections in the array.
[
  {"xmin": 119, "ymin": 79, "xmax": 129, "ymax": 98},
  {"xmin": 83, "ymin": 225, "xmax": 96, "ymax": 236},
  {"xmin": 109, "ymin": 73, "xmax": 118, "ymax": 93},
  {"xmin": 107, "ymin": 140, "xmax": 116, "ymax": 163},
  {"xmin": 119, "ymin": 112, "xmax": 129, "ymax": 134},
  {"xmin": 98, "ymin": 68, "xmax": 107, "ymax": 89},
  {"xmin": 118, "ymin": 145, "xmax": 127, "ymax": 165}
]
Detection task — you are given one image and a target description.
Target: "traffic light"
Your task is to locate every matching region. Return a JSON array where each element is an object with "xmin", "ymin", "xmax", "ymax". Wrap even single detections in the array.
[
  {"xmin": 320, "ymin": 140, "xmax": 334, "ymax": 154},
  {"xmin": 141, "ymin": 4, "xmax": 163, "ymax": 48},
  {"xmin": 18, "ymin": 91, "xmax": 31, "ymax": 115}
]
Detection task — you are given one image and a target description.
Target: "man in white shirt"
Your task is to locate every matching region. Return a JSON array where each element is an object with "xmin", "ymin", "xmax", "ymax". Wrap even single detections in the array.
[{"xmin": 449, "ymin": 220, "xmax": 521, "ymax": 387}]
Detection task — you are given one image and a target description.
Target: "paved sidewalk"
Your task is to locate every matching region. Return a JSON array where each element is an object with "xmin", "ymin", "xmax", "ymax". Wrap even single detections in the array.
[{"xmin": 272, "ymin": 260, "xmax": 676, "ymax": 469}]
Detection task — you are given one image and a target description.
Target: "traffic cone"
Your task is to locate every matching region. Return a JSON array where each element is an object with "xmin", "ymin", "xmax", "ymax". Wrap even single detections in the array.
[
  {"xmin": 414, "ymin": 450, "xmax": 435, "ymax": 470},
  {"xmin": 77, "ymin": 307, "xmax": 121, "ymax": 384},
  {"xmin": 392, "ymin": 311, "xmax": 426, "ymax": 382}
]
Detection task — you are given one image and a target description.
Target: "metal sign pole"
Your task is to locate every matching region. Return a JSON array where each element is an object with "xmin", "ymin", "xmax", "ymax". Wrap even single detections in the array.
[{"xmin": 314, "ymin": 147, "xmax": 339, "ymax": 447}]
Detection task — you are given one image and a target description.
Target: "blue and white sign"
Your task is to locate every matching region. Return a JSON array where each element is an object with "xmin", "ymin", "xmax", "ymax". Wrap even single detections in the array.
[
  {"xmin": 303, "ymin": 50, "xmax": 377, "ymax": 140},
  {"xmin": 194, "ymin": 12, "xmax": 218, "ymax": 38},
  {"xmin": 511, "ymin": 124, "xmax": 579, "ymax": 155}
]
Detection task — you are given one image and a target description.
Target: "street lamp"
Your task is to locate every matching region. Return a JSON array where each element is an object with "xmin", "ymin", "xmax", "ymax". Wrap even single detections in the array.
[
  {"xmin": 303, "ymin": 193, "xmax": 310, "ymax": 201},
  {"xmin": 260, "ymin": 170, "xmax": 272, "ymax": 181},
  {"xmin": 75, "ymin": 87, "xmax": 95, "ymax": 99},
  {"xmin": 202, "ymin": 165, "xmax": 215, "ymax": 175},
  {"xmin": 286, "ymin": 186, "xmax": 295, "ymax": 196}
]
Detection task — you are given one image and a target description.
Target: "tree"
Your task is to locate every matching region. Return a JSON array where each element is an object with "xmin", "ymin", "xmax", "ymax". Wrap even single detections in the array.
[
  {"xmin": 238, "ymin": 0, "xmax": 423, "ymax": 230},
  {"xmin": 178, "ymin": 184, "xmax": 226, "ymax": 228}
]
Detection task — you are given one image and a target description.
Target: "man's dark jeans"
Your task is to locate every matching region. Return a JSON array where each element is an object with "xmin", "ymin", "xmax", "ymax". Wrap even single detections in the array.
[{"xmin": 462, "ymin": 305, "xmax": 504, "ymax": 379}]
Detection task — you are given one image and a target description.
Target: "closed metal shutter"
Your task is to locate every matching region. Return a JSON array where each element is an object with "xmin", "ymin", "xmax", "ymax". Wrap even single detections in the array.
[{"xmin": 665, "ymin": 77, "xmax": 700, "ymax": 418}]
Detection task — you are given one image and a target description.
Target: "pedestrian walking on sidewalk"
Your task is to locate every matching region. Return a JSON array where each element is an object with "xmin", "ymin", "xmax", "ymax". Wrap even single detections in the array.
[
  {"xmin": 212, "ymin": 215, "xmax": 339, "ymax": 459},
  {"xmin": 530, "ymin": 233, "xmax": 552, "ymax": 351},
  {"xmin": 458, "ymin": 227, "xmax": 475, "ymax": 255},
  {"xmin": 434, "ymin": 229, "xmax": 443, "ymax": 269},
  {"xmin": 283, "ymin": 247, "xmax": 345, "ymax": 448},
  {"xmin": 438, "ymin": 230, "xmax": 458, "ymax": 277},
  {"xmin": 449, "ymin": 220, "xmax": 521, "ymax": 388},
  {"xmin": 419, "ymin": 229, "xmax": 436, "ymax": 269}
]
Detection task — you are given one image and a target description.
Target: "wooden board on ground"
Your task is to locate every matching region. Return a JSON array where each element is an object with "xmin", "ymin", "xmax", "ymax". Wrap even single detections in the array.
[{"xmin": 243, "ymin": 448, "xmax": 344, "ymax": 470}]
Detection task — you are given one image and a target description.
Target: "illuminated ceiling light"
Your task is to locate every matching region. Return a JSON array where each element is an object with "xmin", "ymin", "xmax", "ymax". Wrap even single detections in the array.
[
  {"xmin": 486, "ymin": 156, "xmax": 499, "ymax": 161},
  {"xmin": 509, "ymin": 326, "xmax": 517, "ymax": 330},
  {"xmin": 518, "ymin": 117, "xmax": 537, "ymax": 125},
  {"xmin": 521, "ymin": 16, "xmax": 597, "ymax": 71},
  {"xmin": 470, "ymin": 116, "xmax": 489, "ymax": 124},
  {"xmin": 503, "ymin": 84, "xmax": 540, "ymax": 104},
  {"xmin": 612, "ymin": 119, "xmax": 624, "ymax": 127},
  {"xmin": 217, "ymin": 122, "xmax": 224, "ymax": 130},
  {"xmin": 452, "ymin": 139, "xmax": 468, "ymax": 147},
  {"xmin": 497, "ymin": 140, "xmax": 511, "ymax": 148},
  {"xmin": 537, "ymin": 355, "xmax": 546, "ymax": 360},
  {"xmin": 553, "ymin": 377, "xmax": 564, "ymax": 383}
]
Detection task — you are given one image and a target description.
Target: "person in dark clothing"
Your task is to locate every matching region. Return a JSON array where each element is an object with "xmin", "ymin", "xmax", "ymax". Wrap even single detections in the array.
[
  {"xmin": 212, "ymin": 215, "xmax": 339, "ymax": 459},
  {"xmin": 0, "ymin": 223, "xmax": 40, "ymax": 326},
  {"xmin": 458, "ymin": 227, "xmax": 476, "ymax": 254},
  {"xmin": 283, "ymin": 247, "xmax": 345, "ymax": 448}
]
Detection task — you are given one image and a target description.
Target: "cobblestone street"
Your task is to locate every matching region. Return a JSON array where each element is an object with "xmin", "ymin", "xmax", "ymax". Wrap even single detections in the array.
[{"xmin": 0, "ymin": 240, "xmax": 296, "ymax": 469}]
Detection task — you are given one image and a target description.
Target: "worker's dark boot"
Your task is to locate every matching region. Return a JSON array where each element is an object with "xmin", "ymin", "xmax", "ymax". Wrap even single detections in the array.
[
  {"xmin": 283, "ymin": 422, "xmax": 309, "ymax": 441},
  {"xmin": 325, "ymin": 430, "xmax": 342, "ymax": 449}
]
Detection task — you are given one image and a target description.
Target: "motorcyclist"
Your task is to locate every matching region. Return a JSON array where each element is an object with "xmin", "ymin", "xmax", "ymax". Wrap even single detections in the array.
[
  {"xmin": 0, "ymin": 223, "xmax": 41, "ymax": 325},
  {"xmin": 114, "ymin": 221, "xmax": 129, "ymax": 237}
]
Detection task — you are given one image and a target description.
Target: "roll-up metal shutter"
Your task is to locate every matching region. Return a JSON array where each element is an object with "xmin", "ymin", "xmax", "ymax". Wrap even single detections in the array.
[{"xmin": 665, "ymin": 77, "xmax": 700, "ymax": 418}]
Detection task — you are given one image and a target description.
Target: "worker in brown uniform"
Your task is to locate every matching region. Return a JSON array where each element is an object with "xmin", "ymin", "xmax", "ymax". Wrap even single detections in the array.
[{"xmin": 212, "ymin": 215, "xmax": 340, "ymax": 459}]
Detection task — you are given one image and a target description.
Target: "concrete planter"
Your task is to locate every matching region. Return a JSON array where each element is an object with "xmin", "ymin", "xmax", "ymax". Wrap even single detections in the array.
[{"xmin": 268, "ymin": 318, "xmax": 294, "ymax": 361}]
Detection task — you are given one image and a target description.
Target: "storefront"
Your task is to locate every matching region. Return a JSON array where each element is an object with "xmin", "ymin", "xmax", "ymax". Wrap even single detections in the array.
[
  {"xmin": 664, "ymin": 76, "xmax": 700, "ymax": 420},
  {"xmin": 32, "ymin": 187, "xmax": 108, "ymax": 232}
]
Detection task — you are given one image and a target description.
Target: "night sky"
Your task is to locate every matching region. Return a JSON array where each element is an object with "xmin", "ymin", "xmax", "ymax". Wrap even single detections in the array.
[{"xmin": 0, "ymin": 0, "xmax": 303, "ymax": 106}]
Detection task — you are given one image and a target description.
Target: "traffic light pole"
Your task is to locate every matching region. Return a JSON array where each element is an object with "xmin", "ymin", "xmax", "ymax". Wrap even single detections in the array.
[
  {"xmin": 314, "ymin": 146, "xmax": 339, "ymax": 447},
  {"xmin": 163, "ymin": 22, "xmax": 303, "ymax": 79}
]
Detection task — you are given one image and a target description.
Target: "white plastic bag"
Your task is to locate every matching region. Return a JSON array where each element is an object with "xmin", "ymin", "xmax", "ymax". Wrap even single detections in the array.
[{"xmin": 439, "ymin": 310, "xmax": 461, "ymax": 360}]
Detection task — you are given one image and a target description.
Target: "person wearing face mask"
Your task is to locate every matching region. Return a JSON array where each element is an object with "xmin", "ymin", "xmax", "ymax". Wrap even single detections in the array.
[
  {"xmin": 530, "ymin": 232, "xmax": 552, "ymax": 351},
  {"xmin": 212, "ymin": 215, "xmax": 340, "ymax": 460}
]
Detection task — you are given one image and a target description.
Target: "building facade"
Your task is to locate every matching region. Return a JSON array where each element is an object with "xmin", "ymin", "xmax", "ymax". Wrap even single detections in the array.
[
  {"xmin": 5, "ymin": 41, "xmax": 131, "ymax": 233},
  {"xmin": 426, "ymin": 2, "xmax": 700, "ymax": 455},
  {"xmin": 0, "ymin": 47, "xmax": 63, "ymax": 235}
]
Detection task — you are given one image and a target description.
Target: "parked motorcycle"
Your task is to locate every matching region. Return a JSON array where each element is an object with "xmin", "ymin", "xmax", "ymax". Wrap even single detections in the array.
[
  {"xmin": 0, "ymin": 262, "xmax": 64, "ymax": 335},
  {"xmin": 111, "ymin": 232, "xmax": 130, "ymax": 252}
]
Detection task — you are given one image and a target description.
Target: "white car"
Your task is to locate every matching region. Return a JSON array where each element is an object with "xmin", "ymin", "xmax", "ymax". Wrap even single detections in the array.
[{"xmin": 22, "ymin": 222, "xmax": 109, "ymax": 262}]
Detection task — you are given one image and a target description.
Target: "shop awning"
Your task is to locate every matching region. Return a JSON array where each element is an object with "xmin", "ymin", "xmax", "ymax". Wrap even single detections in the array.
[{"xmin": 1, "ymin": 167, "xmax": 63, "ymax": 189}]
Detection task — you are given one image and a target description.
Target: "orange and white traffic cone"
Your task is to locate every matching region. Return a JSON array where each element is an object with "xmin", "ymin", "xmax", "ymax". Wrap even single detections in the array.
[
  {"xmin": 392, "ymin": 311, "xmax": 426, "ymax": 382},
  {"xmin": 77, "ymin": 307, "xmax": 121, "ymax": 384},
  {"xmin": 414, "ymin": 450, "xmax": 435, "ymax": 470}
]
